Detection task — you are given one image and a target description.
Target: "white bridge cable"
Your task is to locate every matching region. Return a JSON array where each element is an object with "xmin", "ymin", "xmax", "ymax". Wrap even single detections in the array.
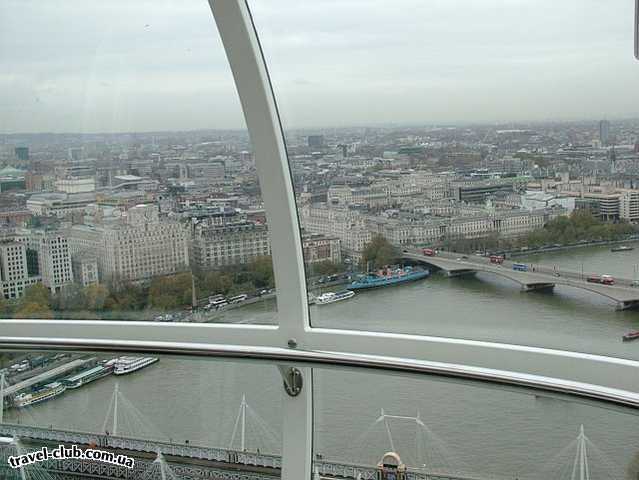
[
  {"xmin": 532, "ymin": 425, "xmax": 624, "ymax": 480},
  {"xmin": 140, "ymin": 452, "xmax": 181, "ymax": 480},
  {"xmin": 228, "ymin": 395, "xmax": 280, "ymax": 454},
  {"xmin": 347, "ymin": 409, "xmax": 463, "ymax": 474},
  {"xmin": 100, "ymin": 384, "xmax": 167, "ymax": 441}
]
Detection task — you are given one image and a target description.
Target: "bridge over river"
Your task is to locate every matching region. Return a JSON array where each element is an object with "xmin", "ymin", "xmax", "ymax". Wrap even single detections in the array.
[
  {"xmin": 0, "ymin": 424, "xmax": 480, "ymax": 480},
  {"xmin": 402, "ymin": 250, "xmax": 639, "ymax": 311}
]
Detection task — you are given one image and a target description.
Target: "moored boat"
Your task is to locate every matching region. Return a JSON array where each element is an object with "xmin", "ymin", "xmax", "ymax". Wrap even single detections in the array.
[
  {"xmin": 315, "ymin": 290, "xmax": 355, "ymax": 305},
  {"xmin": 13, "ymin": 382, "xmax": 66, "ymax": 408},
  {"xmin": 62, "ymin": 365, "xmax": 113, "ymax": 389},
  {"xmin": 350, "ymin": 265, "xmax": 430, "ymax": 290},
  {"xmin": 113, "ymin": 356, "xmax": 159, "ymax": 375},
  {"xmin": 611, "ymin": 245, "xmax": 634, "ymax": 252}
]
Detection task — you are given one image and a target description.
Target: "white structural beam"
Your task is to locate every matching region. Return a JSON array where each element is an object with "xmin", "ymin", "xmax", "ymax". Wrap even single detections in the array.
[
  {"xmin": 2, "ymin": 319, "xmax": 639, "ymax": 398},
  {"xmin": 208, "ymin": 0, "xmax": 309, "ymax": 347},
  {"xmin": 280, "ymin": 366, "xmax": 313, "ymax": 480},
  {"xmin": 206, "ymin": 2, "xmax": 312, "ymax": 479}
]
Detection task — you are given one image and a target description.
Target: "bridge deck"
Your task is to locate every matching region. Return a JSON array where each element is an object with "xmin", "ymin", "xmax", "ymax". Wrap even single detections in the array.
[
  {"xmin": 403, "ymin": 252, "xmax": 639, "ymax": 307},
  {"xmin": 0, "ymin": 424, "xmax": 479, "ymax": 480}
]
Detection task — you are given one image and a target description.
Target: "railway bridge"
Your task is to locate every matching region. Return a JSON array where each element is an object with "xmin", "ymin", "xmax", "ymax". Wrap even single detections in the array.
[{"xmin": 0, "ymin": 424, "xmax": 478, "ymax": 480}]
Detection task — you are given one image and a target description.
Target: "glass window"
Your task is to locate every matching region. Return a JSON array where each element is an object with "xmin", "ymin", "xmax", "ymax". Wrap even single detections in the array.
[
  {"xmin": 0, "ymin": 1, "xmax": 277, "ymax": 325},
  {"xmin": 313, "ymin": 367, "xmax": 639, "ymax": 480},
  {"xmin": 0, "ymin": 349, "xmax": 282, "ymax": 478},
  {"xmin": 250, "ymin": 0, "xmax": 639, "ymax": 357}
]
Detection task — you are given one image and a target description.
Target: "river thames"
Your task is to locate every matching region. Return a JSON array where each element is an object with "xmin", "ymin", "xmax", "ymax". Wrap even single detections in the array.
[{"xmin": 4, "ymin": 242, "xmax": 639, "ymax": 479}]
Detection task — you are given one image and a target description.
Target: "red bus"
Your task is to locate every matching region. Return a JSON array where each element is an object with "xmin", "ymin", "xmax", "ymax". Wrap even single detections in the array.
[
  {"xmin": 489, "ymin": 255, "xmax": 504, "ymax": 264},
  {"xmin": 422, "ymin": 248, "xmax": 436, "ymax": 256}
]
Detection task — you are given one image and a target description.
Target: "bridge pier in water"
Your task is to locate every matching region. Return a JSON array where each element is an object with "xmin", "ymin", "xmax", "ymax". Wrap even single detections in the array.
[
  {"xmin": 615, "ymin": 299, "xmax": 639, "ymax": 311},
  {"xmin": 444, "ymin": 269, "xmax": 477, "ymax": 278},
  {"xmin": 521, "ymin": 283, "xmax": 555, "ymax": 293}
]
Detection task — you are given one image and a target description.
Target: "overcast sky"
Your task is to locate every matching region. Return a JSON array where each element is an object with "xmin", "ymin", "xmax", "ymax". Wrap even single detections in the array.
[{"xmin": 1, "ymin": 0, "xmax": 637, "ymax": 133}]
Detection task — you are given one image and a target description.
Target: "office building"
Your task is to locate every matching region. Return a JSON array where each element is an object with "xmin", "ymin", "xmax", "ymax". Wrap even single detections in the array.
[
  {"xmin": 0, "ymin": 241, "xmax": 39, "ymax": 299},
  {"xmin": 187, "ymin": 161, "xmax": 225, "ymax": 185},
  {"xmin": 599, "ymin": 120, "xmax": 610, "ymax": 146},
  {"xmin": 100, "ymin": 205, "xmax": 190, "ymax": 283},
  {"xmin": 28, "ymin": 230, "xmax": 74, "ymax": 293},
  {"xmin": 71, "ymin": 252, "xmax": 99, "ymax": 287},
  {"xmin": 619, "ymin": 189, "xmax": 639, "ymax": 222},
  {"xmin": 14, "ymin": 147, "xmax": 29, "ymax": 161},
  {"xmin": 308, "ymin": 135, "xmax": 325, "ymax": 148},
  {"xmin": 191, "ymin": 218, "xmax": 270, "ymax": 268},
  {"xmin": 302, "ymin": 234, "xmax": 341, "ymax": 265}
]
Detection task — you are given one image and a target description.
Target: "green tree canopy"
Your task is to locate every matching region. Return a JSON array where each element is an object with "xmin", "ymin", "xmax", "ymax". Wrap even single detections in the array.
[
  {"xmin": 84, "ymin": 284, "xmax": 110, "ymax": 311},
  {"xmin": 246, "ymin": 256, "xmax": 274, "ymax": 289},
  {"xmin": 21, "ymin": 283, "xmax": 50, "ymax": 307},
  {"xmin": 104, "ymin": 282, "xmax": 147, "ymax": 312},
  {"xmin": 200, "ymin": 271, "xmax": 234, "ymax": 297},
  {"xmin": 53, "ymin": 284, "xmax": 86, "ymax": 311},
  {"xmin": 0, "ymin": 296, "xmax": 8, "ymax": 317},
  {"xmin": 308, "ymin": 260, "xmax": 344, "ymax": 276},
  {"xmin": 148, "ymin": 272, "xmax": 193, "ymax": 310},
  {"xmin": 14, "ymin": 302, "xmax": 53, "ymax": 319},
  {"xmin": 361, "ymin": 235, "xmax": 398, "ymax": 270},
  {"xmin": 523, "ymin": 210, "xmax": 636, "ymax": 248}
]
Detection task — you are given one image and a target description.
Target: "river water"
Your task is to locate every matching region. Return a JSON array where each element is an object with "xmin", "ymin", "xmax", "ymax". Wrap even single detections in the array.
[{"xmin": 4, "ymin": 244, "xmax": 639, "ymax": 479}]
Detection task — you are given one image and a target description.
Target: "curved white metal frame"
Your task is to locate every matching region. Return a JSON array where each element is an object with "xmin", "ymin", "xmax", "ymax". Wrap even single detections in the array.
[{"xmin": 1, "ymin": 1, "xmax": 639, "ymax": 478}]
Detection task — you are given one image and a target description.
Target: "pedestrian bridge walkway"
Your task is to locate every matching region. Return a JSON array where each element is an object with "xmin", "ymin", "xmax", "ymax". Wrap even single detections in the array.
[
  {"xmin": 402, "ymin": 251, "xmax": 639, "ymax": 310},
  {"xmin": 0, "ymin": 424, "xmax": 476, "ymax": 480}
]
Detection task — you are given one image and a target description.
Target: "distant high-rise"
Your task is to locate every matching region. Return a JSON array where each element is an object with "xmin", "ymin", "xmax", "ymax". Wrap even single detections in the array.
[
  {"xmin": 68, "ymin": 147, "xmax": 83, "ymax": 161},
  {"xmin": 14, "ymin": 147, "xmax": 29, "ymax": 161},
  {"xmin": 599, "ymin": 120, "xmax": 610, "ymax": 146},
  {"xmin": 308, "ymin": 135, "xmax": 325, "ymax": 148}
]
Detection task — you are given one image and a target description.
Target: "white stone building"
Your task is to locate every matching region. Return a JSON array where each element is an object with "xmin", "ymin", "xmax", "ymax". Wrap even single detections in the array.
[
  {"xmin": 619, "ymin": 189, "xmax": 639, "ymax": 222},
  {"xmin": 302, "ymin": 234, "xmax": 341, "ymax": 265},
  {"xmin": 28, "ymin": 230, "xmax": 74, "ymax": 293},
  {"xmin": 0, "ymin": 241, "xmax": 39, "ymax": 299},
  {"xmin": 191, "ymin": 219, "xmax": 270, "ymax": 269},
  {"xmin": 66, "ymin": 204, "xmax": 190, "ymax": 283},
  {"xmin": 300, "ymin": 204, "xmax": 371, "ymax": 258}
]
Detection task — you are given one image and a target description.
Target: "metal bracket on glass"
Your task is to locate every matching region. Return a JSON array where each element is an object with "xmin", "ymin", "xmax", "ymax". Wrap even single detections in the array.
[{"xmin": 278, "ymin": 366, "xmax": 303, "ymax": 397}]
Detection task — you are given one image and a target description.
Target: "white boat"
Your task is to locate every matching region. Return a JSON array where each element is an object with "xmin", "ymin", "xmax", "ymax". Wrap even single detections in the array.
[
  {"xmin": 13, "ymin": 382, "xmax": 66, "ymax": 408},
  {"xmin": 113, "ymin": 356, "xmax": 159, "ymax": 375},
  {"xmin": 63, "ymin": 365, "xmax": 112, "ymax": 389},
  {"xmin": 315, "ymin": 290, "xmax": 355, "ymax": 305}
]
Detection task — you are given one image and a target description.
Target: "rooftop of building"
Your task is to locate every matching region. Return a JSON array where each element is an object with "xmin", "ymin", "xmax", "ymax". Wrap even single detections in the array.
[{"xmin": 0, "ymin": 165, "xmax": 26, "ymax": 178}]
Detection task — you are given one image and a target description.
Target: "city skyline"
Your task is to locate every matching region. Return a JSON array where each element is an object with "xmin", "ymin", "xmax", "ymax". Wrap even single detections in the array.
[{"xmin": 1, "ymin": 116, "xmax": 638, "ymax": 138}]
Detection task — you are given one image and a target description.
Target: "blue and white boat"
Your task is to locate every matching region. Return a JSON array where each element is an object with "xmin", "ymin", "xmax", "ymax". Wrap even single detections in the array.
[{"xmin": 350, "ymin": 265, "xmax": 430, "ymax": 290}]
